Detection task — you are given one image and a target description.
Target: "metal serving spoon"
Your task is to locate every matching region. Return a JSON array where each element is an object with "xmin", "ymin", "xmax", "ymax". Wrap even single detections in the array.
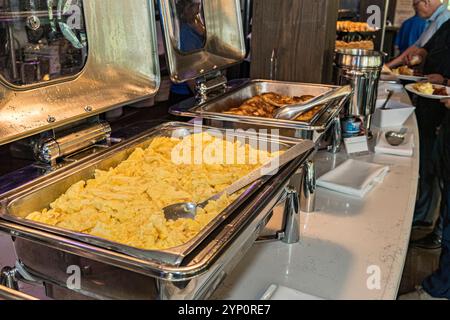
[
  {"xmin": 163, "ymin": 139, "xmax": 315, "ymax": 221},
  {"xmin": 273, "ymin": 85, "xmax": 352, "ymax": 120},
  {"xmin": 385, "ymin": 128, "xmax": 407, "ymax": 147},
  {"xmin": 380, "ymin": 90, "xmax": 394, "ymax": 110}
]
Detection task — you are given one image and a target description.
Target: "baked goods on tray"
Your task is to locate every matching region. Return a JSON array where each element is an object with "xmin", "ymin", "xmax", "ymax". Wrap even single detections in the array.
[
  {"xmin": 337, "ymin": 21, "xmax": 376, "ymax": 33},
  {"xmin": 336, "ymin": 40, "xmax": 374, "ymax": 50},
  {"xmin": 223, "ymin": 92, "xmax": 320, "ymax": 122}
]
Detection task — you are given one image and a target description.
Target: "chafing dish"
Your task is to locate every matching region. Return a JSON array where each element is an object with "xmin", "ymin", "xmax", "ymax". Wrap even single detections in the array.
[
  {"xmin": 170, "ymin": 79, "xmax": 350, "ymax": 143},
  {"xmin": 1, "ymin": 122, "xmax": 299, "ymax": 267},
  {"xmin": 157, "ymin": 0, "xmax": 348, "ymax": 146},
  {"xmin": 0, "ymin": 121, "xmax": 313, "ymax": 300},
  {"xmin": 335, "ymin": 49, "xmax": 386, "ymax": 136}
]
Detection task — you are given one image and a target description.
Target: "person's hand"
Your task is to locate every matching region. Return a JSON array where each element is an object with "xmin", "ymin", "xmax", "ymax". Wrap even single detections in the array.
[
  {"xmin": 404, "ymin": 48, "xmax": 427, "ymax": 66},
  {"xmin": 426, "ymin": 74, "xmax": 445, "ymax": 84}
]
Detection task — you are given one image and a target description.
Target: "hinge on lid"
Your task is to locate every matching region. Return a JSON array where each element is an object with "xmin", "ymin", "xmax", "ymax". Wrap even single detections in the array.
[
  {"xmin": 34, "ymin": 121, "xmax": 112, "ymax": 167},
  {"xmin": 195, "ymin": 70, "xmax": 228, "ymax": 102}
]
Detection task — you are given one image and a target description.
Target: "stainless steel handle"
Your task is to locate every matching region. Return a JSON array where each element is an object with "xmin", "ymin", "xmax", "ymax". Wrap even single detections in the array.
[
  {"xmin": 270, "ymin": 48, "xmax": 278, "ymax": 80},
  {"xmin": 35, "ymin": 121, "xmax": 112, "ymax": 164},
  {"xmin": 344, "ymin": 69, "xmax": 366, "ymax": 79},
  {"xmin": 274, "ymin": 85, "xmax": 353, "ymax": 120}
]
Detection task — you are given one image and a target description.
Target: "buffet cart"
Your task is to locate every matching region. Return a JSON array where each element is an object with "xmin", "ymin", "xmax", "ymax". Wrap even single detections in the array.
[{"xmin": 0, "ymin": 0, "xmax": 351, "ymax": 300}]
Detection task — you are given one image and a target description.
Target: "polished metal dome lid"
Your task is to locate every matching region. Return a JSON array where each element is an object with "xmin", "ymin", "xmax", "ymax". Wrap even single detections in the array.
[{"xmin": 335, "ymin": 49, "xmax": 387, "ymax": 70}]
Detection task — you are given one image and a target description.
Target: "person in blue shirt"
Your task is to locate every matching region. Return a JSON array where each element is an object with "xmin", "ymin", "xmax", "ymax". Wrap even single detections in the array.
[
  {"xmin": 387, "ymin": 0, "xmax": 450, "ymax": 68},
  {"xmin": 395, "ymin": 13, "xmax": 427, "ymax": 54},
  {"xmin": 170, "ymin": 0, "xmax": 206, "ymax": 102},
  {"xmin": 178, "ymin": 0, "xmax": 205, "ymax": 52}
]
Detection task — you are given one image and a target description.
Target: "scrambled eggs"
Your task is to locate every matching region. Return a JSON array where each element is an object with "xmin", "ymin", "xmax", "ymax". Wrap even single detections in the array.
[
  {"xmin": 414, "ymin": 82, "xmax": 434, "ymax": 95},
  {"xmin": 26, "ymin": 133, "xmax": 278, "ymax": 251}
]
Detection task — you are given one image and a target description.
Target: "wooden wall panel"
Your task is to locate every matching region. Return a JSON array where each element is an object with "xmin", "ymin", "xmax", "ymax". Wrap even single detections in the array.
[{"xmin": 250, "ymin": 0, "xmax": 339, "ymax": 84}]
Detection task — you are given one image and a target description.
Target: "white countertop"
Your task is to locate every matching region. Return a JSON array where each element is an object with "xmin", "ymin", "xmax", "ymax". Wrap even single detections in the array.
[{"xmin": 214, "ymin": 86, "xmax": 419, "ymax": 300}]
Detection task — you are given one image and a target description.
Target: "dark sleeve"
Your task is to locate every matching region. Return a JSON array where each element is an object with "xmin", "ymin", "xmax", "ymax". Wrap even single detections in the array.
[
  {"xmin": 423, "ymin": 34, "xmax": 434, "ymax": 52},
  {"xmin": 425, "ymin": 20, "xmax": 450, "ymax": 51}
]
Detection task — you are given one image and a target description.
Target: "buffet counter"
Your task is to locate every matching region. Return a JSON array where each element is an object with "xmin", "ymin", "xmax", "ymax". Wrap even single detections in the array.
[
  {"xmin": 0, "ymin": 87, "xmax": 418, "ymax": 300},
  {"xmin": 213, "ymin": 87, "xmax": 419, "ymax": 300}
]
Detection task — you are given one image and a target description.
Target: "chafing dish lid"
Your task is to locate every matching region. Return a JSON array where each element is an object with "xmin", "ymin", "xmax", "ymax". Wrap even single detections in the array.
[
  {"xmin": 334, "ymin": 49, "xmax": 386, "ymax": 69},
  {"xmin": 0, "ymin": 0, "xmax": 161, "ymax": 146},
  {"xmin": 159, "ymin": 0, "xmax": 246, "ymax": 83}
]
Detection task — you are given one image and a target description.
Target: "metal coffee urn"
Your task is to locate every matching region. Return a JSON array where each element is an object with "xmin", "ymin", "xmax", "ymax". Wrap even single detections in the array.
[{"xmin": 335, "ymin": 49, "xmax": 386, "ymax": 137}]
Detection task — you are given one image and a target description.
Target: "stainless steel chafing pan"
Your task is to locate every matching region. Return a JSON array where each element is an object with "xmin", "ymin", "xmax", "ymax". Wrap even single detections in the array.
[
  {"xmin": 0, "ymin": 130, "xmax": 311, "ymax": 299},
  {"xmin": 0, "ymin": 122, "xmax": 302, "ymax": 267},
  {"xmin": 170, "ymin": 80, "xmax": 350, "ymax": 141}
]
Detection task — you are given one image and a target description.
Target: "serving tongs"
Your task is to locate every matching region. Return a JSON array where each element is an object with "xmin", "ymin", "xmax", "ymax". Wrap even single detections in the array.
[
  {"xmin": 163, "ymin": 139, "xmax": 315, "ymax": 221},
  {"xmin": 274, "ymin": 85, "xmax": 353, "ymax": 120}
]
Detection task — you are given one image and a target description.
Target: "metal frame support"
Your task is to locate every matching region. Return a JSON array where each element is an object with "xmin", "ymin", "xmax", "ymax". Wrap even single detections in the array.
[{"xmin": 0, "ymin": 266, "xmax": 19, "ymax": 291}]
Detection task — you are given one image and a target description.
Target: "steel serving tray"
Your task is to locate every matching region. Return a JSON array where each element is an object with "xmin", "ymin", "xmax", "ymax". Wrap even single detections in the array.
[
  {"xmin": 170, "ymin": 80, "xmax": 348, "ymax": 136},
  {"xmin": 0, "ymin": 122, "xmax": 302, "ymax": 267},
  {"xmin": 0, "ymin": 154, "xmax": 304, "ymax": 299}
]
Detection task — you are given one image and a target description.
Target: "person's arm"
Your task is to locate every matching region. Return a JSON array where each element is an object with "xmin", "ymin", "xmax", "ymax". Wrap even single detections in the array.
[
  {"xmin": 442, "ymin": 98, "xmax": 450, "ymax": 109},
  {"xmin": 426, "ymin": 74, "xmax": 450, "ymax": 85},
  {"xmin": 386, "ymin": 50, "xmax": 409, "ymax": 69},
  {"xmin": 404, "ymin": 47, "xmax": 428, "ymax": 65},
  {"xmin": 386, "ymin": 46, "xmax": 422, "ymax": 68}
]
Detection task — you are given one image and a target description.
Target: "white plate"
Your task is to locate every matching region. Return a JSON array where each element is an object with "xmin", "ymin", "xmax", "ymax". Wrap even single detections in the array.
[
  {"xmin": 396, "ymin": 74, "xmax": 427, "ymax": 82},
  {"xmin": 380, "ymin": 73, "xmax": 426, "ymax": 82},
  {"xmin": 405, "ymin": 83, "xmax": 450, "ymax": 100}
]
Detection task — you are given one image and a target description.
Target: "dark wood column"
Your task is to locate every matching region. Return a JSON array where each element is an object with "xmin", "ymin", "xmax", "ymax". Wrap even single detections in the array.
[{"xmin": 250, "ymin": 0, "xmax": 339, "ymax": 84}]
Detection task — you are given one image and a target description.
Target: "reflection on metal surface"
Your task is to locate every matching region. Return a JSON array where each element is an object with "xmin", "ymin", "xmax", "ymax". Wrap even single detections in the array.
[
  {"xmin": 0, "ymin": 0, "xmax": 161, "ymax": 147},
  {"xmin": 159, "ymin": 0, "xmax": 246, "ymax": 83},
  {"xmin": 167, "ymin": 0, "xmax": 206, "ymax": 53},
  {"xmin": 0, "ymin": 1, "xmax": 88, "ymax": 87}
]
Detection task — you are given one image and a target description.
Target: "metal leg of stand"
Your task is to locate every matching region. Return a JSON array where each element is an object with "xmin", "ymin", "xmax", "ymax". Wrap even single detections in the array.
[
  {"xmin": 0, "ymin": 266, "xmax": 19, "ymax": 291},
  {"xmin": 300, "ymin": 161, "xmax": 316, "ymax": 213},
  {"xmin": 329, "ymin": 116, "xmax": 342, "ymax": 154},
  {"xmin": 281, "ymin": 186, "xmax": 300, "ymax": 244},
  {"xmin": 256, "ymin": 186, "xmax": 301, "ymax": 245}
]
